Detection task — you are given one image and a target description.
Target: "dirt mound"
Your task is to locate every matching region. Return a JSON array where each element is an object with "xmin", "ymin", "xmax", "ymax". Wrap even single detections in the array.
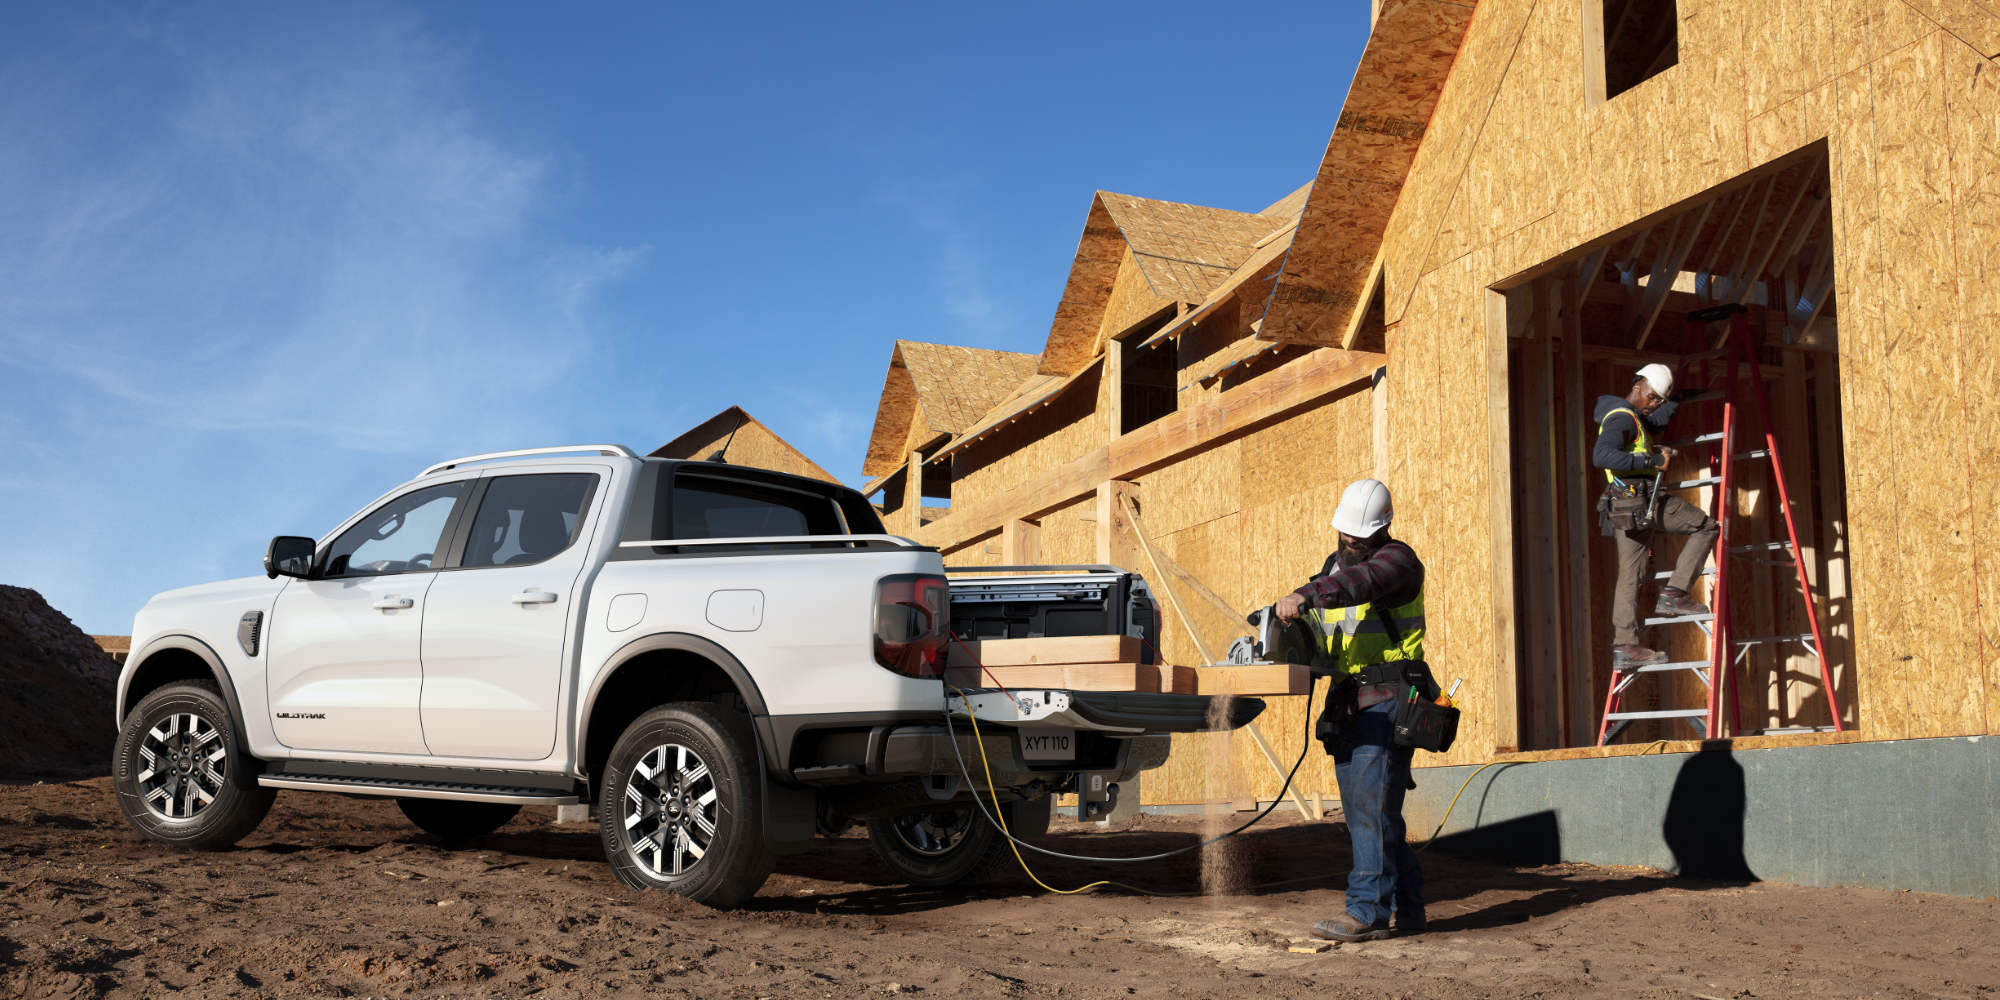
[{"xmin": 0, "ymin": 586, "xmax": 119, "ymax": 782}]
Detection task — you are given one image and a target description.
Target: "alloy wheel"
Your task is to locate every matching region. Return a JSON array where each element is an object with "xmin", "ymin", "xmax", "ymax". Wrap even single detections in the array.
[
  {"xmin": 137, "ymin": 712, "xmax": 227, "ymax": 821},
  {"xmin": 621, "ymin": 742, "xmax": 719, "ymax": 876}
]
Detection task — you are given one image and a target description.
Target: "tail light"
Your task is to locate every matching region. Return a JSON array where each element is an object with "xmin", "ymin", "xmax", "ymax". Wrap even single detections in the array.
[{"xmin": 874, "ymin": 573, "xmax": 949, "ymax": 678}]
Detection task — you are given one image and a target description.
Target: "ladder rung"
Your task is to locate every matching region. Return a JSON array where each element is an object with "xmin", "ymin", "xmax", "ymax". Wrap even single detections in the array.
[
  {"xmin": 1736, "ymin": 449, "xmax": 1769, "ymax": 460},
  {"xmin": 1663, "ymin": 432, "xmax": 1726, "ymax": 447},
  {"xmin": 1733, "ymin": 633, "xmax": 1814, "ymax": 646},
  {"xmin": 1731, "ymin": 541, "xmax": 1792, "ymax": 553},
  {"xmin": 1643, "ymin": 613, "xmax": 1714, "ymax": 626},
  {"xmin": 1606, "ymin": 709, "xmax": 1711, "ymax": 720},
  {"xmin": 1668, "ymin": 476, "xmax": 1721, "ymax": 489},
  {"xmin": 1617, "ymin": 660, "xmax": 1712, "ymax": 675}
]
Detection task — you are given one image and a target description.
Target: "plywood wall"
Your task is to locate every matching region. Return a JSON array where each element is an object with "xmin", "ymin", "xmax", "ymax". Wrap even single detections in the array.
[{"xmin": 934, "ymin": 0, "xmax": 2000, "ymax": 807}]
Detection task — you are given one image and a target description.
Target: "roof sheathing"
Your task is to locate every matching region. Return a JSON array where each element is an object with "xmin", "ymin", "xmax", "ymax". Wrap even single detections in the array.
[
  {"xmin": 861, "ymin": 341, "xmax": 1039, "ymax": 477},
  {"xmin": 650, "ymin": 406, "xmax": 838, "ymax": 483},
  {"xmin": 1038, "ymin": 191, "xmax": 1294, "ymax": 376},
  {"xmin": 1259, "ymin": 0, "xmax": 1478, "ymax": 347}
]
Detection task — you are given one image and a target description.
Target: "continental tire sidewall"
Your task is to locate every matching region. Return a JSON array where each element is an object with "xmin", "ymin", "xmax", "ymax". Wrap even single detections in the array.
[
  {"xmin": 113, "ymin": 681, "xmax": 274, "ymax": 850},
  {"xmin": 598, "ymin": 702, "xmax": 772, "ymax": 908}
]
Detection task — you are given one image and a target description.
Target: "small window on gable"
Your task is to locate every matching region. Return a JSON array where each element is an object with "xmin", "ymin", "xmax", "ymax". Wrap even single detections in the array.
[{"xmin": 1596, "ymin": 0, "xmax": 1678, "ymax": 101}]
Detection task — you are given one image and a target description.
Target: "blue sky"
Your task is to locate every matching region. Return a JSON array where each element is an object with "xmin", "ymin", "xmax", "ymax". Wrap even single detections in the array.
[{"xmin": 1, "ymin": 2, "xmax": 1368, "ymax": 632}]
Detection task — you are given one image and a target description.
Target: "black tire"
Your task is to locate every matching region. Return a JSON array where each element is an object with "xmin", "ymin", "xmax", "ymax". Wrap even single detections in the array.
[
  {"xmin": 866, "ymin": 799, "xmax": 1027, "ymax": 887},
  {"xmin": 397, "ymin": 798, "xmax": 521, "ymax": 843},
  {"xmin": 113, "ymin": 681, "xmax": 274, "ymax": 850},
  {"xmin": 598, "ymin": 702, "xmax": 773, "ymax": 908}
]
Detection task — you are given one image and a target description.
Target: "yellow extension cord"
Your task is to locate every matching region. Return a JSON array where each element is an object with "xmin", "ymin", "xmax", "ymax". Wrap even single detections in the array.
[{"xmin": 954, "ymin": 682, "xmax": 1671, "ymax": 896}]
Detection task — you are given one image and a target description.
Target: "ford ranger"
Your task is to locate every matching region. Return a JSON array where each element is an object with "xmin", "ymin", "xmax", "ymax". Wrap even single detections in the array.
[{"xmin": 113, "ymin": 445, "xmax": 1260, "ymax": 906}]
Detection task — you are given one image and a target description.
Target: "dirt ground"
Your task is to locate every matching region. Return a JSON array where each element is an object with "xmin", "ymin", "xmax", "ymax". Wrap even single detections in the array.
[{"xmin": 3, "ymin": 779, "xmax": 1995, "ymax": 1000}]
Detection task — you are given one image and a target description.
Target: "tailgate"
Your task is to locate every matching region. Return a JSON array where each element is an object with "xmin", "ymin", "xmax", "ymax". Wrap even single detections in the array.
[{"xmin": 946, "ymin": 687, "xmax": 1264, "ymax": 735}]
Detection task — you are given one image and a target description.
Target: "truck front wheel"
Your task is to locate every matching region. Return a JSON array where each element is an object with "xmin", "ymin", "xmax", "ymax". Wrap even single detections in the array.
[
  {"xmin": 113, "ymin": 681, "xmax": 274, "ymax": 850},
  {"xmin": 599, "ymin": 702, "xmax": 773, "ymax": 908}
]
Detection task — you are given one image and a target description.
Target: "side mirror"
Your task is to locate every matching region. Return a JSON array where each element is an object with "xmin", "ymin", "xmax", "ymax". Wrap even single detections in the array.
[{"xmin": 266, "ymin": 536, "xmax": 318, "ymax": 580}]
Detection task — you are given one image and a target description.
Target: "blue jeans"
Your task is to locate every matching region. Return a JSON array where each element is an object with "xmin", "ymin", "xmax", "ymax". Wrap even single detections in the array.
[{"xmin": 1332, "ymin": 699, "xmax": 1422, "ymax": 926}]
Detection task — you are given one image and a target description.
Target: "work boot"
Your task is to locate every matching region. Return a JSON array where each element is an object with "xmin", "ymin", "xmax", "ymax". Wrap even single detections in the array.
[
  {"xmin": 1312, "ymin": 914, "xmax": 1391, "ymax": 943},
  {"xmin": 1612, "ymin": 644, "xmax": 1669, "ymax": 666},
  {"xmin": 1654, "ymin": 587, "xmax": 1711, "ymax": 618},
  {"xmin": 1391, "ymin": 910, "xmax": 1427, "ymax": 935}
]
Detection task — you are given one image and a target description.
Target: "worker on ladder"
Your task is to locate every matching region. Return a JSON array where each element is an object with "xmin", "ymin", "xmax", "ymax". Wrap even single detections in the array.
[
  {"xmin": 1274, "ymin": 478, "xmax": 1426, "ymax": 942},
  {"xmin": 1595, "ymin": 363, "xmax": 1720, "ymax": 666}
]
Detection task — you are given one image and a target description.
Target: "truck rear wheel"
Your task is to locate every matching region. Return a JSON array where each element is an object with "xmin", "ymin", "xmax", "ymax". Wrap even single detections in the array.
[
  {"xmin": 113, "ymin": 681, "xmax": 274, "ymax": 850},
  {"xmin": 397, "ymin": 799, "xmax": 520, "ymax": 843},
  {"xmin": 866, "ymin": 800, "xmax": 1030, "ymax": 887},
  {"xmin": 599, "ymin": 702, "xmax": 773, "ymax": 908}
]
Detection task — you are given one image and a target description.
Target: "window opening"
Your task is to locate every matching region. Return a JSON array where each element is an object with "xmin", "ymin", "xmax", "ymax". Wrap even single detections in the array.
[{"xmin": 1597, "ymin": 0, "xmax": 1678, "ymax": 100}]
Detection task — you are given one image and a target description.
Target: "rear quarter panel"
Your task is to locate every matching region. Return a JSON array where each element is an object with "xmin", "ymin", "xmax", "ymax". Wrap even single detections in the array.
[{"xmin": 574, "ymin": 547, "xmax": 949, "ymax": 723}]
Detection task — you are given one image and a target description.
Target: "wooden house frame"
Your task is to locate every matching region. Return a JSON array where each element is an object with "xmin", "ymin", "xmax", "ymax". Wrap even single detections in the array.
[{"xmin": 856, "ymin": 0, "xmax": 2000, "ymax": 820}]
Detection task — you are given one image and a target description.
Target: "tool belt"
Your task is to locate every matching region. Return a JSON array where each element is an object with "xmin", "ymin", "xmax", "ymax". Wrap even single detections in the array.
[{"xmin": 1598, "ymin": 478, "xmax": 1655, "ymax": 535}]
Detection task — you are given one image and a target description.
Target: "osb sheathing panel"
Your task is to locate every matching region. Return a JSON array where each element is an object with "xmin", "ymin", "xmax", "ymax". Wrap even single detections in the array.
[
  {"xmin": 1378, "ymin": 0, "xmax": 1536, "ymax": 320},
  {"xmin": 950, "ymin": 370, "xmax": 1104, "ymax": 514},
  {"xmin": 1900, "ymin": 0, "xmax": 2000, "ymax": 56},
  {"xmin": 1131, "ymin": 442, "xmax": 1241, "ymax": 540},
  {"xmin": 1033, "ymin": 495, "xmax": 1098, "ymax": 568},
  {"xmin": 1946, "ymin": 36, "xmax": 2000, "ymax": 736},
  {"xmin": 651, "ymin": 410, "xmax": 838, "ymax": 484},
  {"xmin": 894, "ymin": 341, "xmax": 1042, "ymax": 434},
  {"xmin": 1261, "ymin": 0, "xmax": 1478, "ymax": 347},
  {"xmin": 1097, "ymin": 252, "xmax": 1172, "ymax": 346},
  {"xmin": 1823, "ymin": 32, "xmax": 1985, "ymax": 739}
]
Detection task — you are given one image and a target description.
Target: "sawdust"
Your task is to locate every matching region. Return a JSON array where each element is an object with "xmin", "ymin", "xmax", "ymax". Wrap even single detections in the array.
[{"xmin": 1198, "ymin": 692, "xmax": 1248, "ymax": 896}]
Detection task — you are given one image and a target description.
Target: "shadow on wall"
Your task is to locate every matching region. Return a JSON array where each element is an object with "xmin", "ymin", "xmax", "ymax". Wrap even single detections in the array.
[{"xmin": 1662, "ymin": 740, "xmax": 1756, "ymax": 881}]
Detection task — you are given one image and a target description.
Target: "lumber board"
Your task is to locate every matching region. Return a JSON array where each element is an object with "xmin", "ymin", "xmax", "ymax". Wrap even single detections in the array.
[
  {"xmin": 946, "ymin": 636, "xmax": 1139, "ymax": 669},
  {"xmin": 1194, "ymin": 663, "xmax": 1314, "ymax": 697},
  {"xmin": 1148, "ymin": 664, "xmax": 1199, "ymax": 696},
  {"xmin": 942, "ymin": 663, "xmax": 1159, "ymax": 694}
]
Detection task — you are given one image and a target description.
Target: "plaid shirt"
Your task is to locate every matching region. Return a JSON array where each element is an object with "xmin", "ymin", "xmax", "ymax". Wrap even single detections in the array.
[{"xmin": 1292, "ymin": 537, "xmax": 1425, "ymax": 611}]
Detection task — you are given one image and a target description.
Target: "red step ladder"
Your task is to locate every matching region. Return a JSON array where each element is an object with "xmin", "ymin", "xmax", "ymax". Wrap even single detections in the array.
[{"xmin": 1597, "ymin": 304, "xmax": 1845, "ymax": 745}]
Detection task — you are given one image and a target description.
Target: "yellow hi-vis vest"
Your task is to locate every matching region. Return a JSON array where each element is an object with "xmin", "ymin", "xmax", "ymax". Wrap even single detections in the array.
[
  {"xmin": 1601, "ymin": 406, "xmax": 1657, "ymax": 485},
  {"xmin": 1309, "ymin": 591, "xmax": 1426, "ymax": 677}
]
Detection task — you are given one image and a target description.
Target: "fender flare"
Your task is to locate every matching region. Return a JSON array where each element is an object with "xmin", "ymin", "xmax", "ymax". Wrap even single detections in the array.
[
  {"xmin": 575, "ymin": 631, "xmax": 775, "ymax": 767},
  {"xmin": 120, "ymin": 635, "xmax": 253, "ymax": 755}
]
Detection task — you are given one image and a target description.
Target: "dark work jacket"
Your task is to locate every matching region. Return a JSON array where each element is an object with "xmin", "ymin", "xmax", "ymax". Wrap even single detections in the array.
[{"xmin": 1592, "ymin": 394, "xmax": 1679, "ymax": 476}]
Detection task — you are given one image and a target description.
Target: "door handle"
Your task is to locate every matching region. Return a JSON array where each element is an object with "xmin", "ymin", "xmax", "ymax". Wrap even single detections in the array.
[
  {"xmin": 372, "ymin": 597, "xmax": 414, "ymax": 611},
  {"xmin": 511, "ymin": 590, "xmax": 559, "ymax": 605}
]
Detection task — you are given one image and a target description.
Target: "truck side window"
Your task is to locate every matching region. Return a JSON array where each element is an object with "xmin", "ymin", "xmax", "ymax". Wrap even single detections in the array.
[
  {"xmin": 670, "ymin": 476, "xmax": 841, "ymax": 539},
  {"xmin": 322, "ymin": 482, "xmax": 465, "ymax": 578},
  {"xmin": 460, "ymin": 473, "xmax": 599, "ymax": 568}
]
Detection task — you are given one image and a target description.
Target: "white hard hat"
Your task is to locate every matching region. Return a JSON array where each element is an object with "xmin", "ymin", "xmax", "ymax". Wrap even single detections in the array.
[
  {"xmin": 1331, "ymin": 478, "xmax": 1393, "ymax": 537},
  {"xmin": 1636, "ymin": 363, "xmax": 1674, "ymax": 399}
]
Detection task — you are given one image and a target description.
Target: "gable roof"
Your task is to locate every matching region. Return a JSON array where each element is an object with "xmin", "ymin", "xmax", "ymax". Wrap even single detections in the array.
[
  {"xmin": 650, "ymin": 406, "xmax": 837, "ymax": 483},
  {"xmin": 1258, "ymin": 0, "xmax": 1479, "ymax": 347},
  {"xmin": 1038, "ymin": 191, "xmax": 1294, "ymax": 376},
  {"xmin": 861, "ymin": 340, "xmax": 1041, "ymax": 476}
]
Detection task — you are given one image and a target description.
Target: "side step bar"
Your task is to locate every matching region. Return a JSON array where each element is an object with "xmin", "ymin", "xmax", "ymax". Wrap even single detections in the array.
[{"xmin": 259, "ymin": 771, "xmax": 580, "ymax": 805}]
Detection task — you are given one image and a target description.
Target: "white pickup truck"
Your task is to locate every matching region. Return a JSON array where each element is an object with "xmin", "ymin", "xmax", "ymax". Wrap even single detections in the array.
[{"xmin": 113, "ymin": 445, "xmax": 1261, "ymax": 906}]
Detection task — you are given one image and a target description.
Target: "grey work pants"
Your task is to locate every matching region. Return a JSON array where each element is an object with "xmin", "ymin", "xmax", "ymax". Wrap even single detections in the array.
[{"xmin": 1612, "ymin": 492, "xmax": 1720, "ymax": 646}]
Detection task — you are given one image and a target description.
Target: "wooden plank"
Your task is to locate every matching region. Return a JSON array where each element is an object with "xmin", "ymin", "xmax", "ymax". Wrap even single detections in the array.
[
  {"xmin": 1194, "ymin": 663, "xmax": 1314, "ymax": 697},
  {"xmin": 1485, "ymin": 286, "xmax": 1521, "ymax": 750},
  {"xmin": 942, "ymin": 662, "xmax": 1159, "ymax": 693},
  {"xmin": 1110, "ymin": 347, "xmax": 1385, "ymax": 479},
  {"xmin": 1557, "ymin": 274, "xmax": 1595, "ymax": 746},
  {"xmin": 1147, "ymin": 664, "xmax": 1199, "ymax": 695},
  {"xmin": 946, "ymin": 635, "xmax": 1140, "ymax": 669},
  {"xmin": 913, "ymin": 443, "xmax": 1109, "ymax": 552},
  {"xmin": 1000, "ymin": 519, "xmax": 1040, "ymax": 565}
]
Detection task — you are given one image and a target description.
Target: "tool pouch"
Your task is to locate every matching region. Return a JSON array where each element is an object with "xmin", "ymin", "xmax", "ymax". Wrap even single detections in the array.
[
  {"xmin": 1389, "ymin": 660, "xmax": 1459, "ymax": 754},
  {"xmin": 1599, "ymin": 482, "xmax": 1653, "ymax": 535},
  {"xmin": 1314, "ymin": 676, "xmax": 1359, "ymax": 754}
]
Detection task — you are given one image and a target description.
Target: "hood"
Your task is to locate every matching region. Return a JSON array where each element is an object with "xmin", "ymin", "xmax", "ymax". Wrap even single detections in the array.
[{"xmin": 1594, "ymin": 394, "xmax": 1636, "ymax": 424}]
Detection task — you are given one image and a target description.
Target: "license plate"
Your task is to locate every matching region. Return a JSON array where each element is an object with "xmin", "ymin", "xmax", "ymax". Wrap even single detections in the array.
[{"xmin": 1018, "ymin": 728, "xmax": 1076, "ymax": 762}]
